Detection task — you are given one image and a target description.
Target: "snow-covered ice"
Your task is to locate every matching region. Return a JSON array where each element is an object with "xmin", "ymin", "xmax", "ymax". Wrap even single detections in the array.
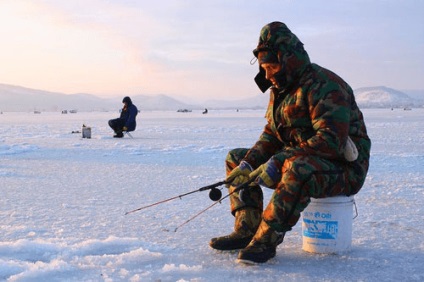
[{"xmin": 1, "ymin": 109, "xmax": 423, "ymax": 281}]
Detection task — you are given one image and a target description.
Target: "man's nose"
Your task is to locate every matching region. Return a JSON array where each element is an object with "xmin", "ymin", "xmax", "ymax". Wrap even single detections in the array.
[{"xmin": 265, "ymin": 70, "xmax": 272, "ymax": 80}]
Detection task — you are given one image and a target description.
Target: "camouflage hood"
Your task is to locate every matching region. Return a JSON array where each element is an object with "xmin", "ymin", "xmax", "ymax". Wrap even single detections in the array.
[{"xmin": 253, "ymin": 22, "xmax": 311, "ymax": 92}]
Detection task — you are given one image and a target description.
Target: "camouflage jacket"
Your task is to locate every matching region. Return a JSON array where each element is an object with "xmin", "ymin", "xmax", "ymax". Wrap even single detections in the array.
[{"xmin": 243, "ymin": 22, "xmax": 371, "ymax": 173}]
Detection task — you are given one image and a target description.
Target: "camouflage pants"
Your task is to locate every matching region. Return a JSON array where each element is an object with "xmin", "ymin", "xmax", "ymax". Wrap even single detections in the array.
[{"xmin": 226, "ymin": 148, "xmax": 365, "ymax": 233}]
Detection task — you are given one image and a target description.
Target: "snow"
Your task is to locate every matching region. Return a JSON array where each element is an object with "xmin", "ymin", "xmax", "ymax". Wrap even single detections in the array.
[
  {"xmin": 354, "ymin": 86, "xmax": 417, "ymax": 108},
  {"xmin": 1, "ymin": 109, "xmax": 423, "ymax": 281}
]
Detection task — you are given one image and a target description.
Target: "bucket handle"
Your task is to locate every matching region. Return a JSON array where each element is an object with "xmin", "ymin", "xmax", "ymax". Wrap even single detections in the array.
[{"xmin": 353, "ymin": 200, "xmax": 358, "ymax": 219}]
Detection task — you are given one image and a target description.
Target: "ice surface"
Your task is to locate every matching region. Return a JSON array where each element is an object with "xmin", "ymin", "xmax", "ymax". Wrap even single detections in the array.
[{"xmin": 1, "ymin": 109, "xmax": 423, "ymax": 281}]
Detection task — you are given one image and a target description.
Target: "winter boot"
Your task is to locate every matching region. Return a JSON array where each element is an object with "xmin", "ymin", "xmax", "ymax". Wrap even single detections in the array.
[
  {"xmin": 237, "ymin": 220, "xmax": 285, "ymax": 264},
  {"xmin": 209, "ymin": 208, "xmax": 261, "ymax": 251},
  {"xmin": 113, "ymin": 131, "xmax": 124, "ymax": 138}
]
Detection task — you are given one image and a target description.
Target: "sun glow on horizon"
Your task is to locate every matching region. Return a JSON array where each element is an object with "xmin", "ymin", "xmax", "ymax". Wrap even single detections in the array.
[{"xmin": 0, "ymin": 1, "xmax": 422, "ymax": 99}]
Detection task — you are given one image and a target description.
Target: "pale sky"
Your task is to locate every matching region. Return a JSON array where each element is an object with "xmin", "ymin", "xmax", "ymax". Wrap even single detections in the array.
[{"xmin": 0, "ymin": 0, "xmax": 423, "ymax": 101}]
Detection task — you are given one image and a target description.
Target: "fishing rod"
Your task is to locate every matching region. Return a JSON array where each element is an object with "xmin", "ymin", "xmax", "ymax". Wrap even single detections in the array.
[
  {"xmin": 124, "ymin": 180, "xmax": 228, "ymax": 215},
  {"xmin": 173, "ymin": 178, "xmax": 256, "ymax": 232}
]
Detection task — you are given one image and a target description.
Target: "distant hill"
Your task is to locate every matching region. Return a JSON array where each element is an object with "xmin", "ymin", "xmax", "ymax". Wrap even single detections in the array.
[
  {"xmin": 401, "ymin": 89, "xmax": 424, "ymax": 101},
  {"xmin": 354, "ymin": 86, "xmax": 419, "ymax": 108},
  {"xmin": 0, "ymin": 84, "xmax": 196, "ymax": 112},
  {"xmin": 132, "ymin": 94, "xmax": 198, "ymax": 111},
  {"xmin": 0, "ymin": 84, "xmax": 115, "ymax": 112},
  {"xmin": 0, "ymin": 83, "xmax": 422, "ymax": 112},
  {"xmin": 204, "ymin": 94, "xmax": 268, "ymax": 110}
]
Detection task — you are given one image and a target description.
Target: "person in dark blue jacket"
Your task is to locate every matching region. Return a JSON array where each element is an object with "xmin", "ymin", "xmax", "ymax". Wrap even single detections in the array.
[{"xmin": 108, "ymin": 96, "xmax": 138, "ymax": 138}]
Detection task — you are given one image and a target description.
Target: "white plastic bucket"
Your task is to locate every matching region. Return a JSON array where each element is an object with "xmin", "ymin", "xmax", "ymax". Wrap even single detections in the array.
[
  {"xmin": 301, "ymin": 196, "xmax": 355, "ymax": 254},
  {"xmin": 82, "ymin": 126, "xmax": 91, "ymax": 139}
]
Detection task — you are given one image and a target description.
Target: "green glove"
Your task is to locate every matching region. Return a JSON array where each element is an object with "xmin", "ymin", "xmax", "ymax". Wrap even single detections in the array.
[
  {"xmin": 249, "ymin": 157, "xmax": 282, "ymax": 188},
  {"xmin": 225, "ymin": 161, "xmax": 253, "ymax": 187}
]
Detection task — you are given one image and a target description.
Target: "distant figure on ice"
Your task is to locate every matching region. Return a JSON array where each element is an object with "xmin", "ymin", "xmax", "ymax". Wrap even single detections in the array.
[
  {"xmin": 108, "ymin": 96, "xmax": 138, "ymax": 138},
  {"xmin": 209, "ymin": 22, "xmax": 371, "ymax": 264},
  {"xmin": 203, "ymin": 108, "xmax": 208, "ymax": 114}
]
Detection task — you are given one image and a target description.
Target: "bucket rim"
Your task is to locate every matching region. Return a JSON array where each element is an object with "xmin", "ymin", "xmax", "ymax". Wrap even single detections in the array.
[{"xmin": 310, "ymin": 195, "xmax": 354, "ymax": 204}]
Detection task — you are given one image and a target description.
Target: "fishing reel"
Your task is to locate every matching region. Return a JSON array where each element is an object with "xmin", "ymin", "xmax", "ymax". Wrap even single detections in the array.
[{"xmin": 208, "ymin": 187, "xmax": 222, "ymax": 201}]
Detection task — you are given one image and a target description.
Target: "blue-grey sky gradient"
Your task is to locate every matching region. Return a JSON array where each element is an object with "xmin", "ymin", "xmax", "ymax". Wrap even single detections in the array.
[{"xmin": 0, "ymin": 0, "xmax": 422, "ymax": 101}]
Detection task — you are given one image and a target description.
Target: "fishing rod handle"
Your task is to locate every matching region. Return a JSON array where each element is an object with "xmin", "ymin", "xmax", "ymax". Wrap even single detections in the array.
[{"xmin": 198, "ymin": 180, "xmax": 228, "ymax": 191}]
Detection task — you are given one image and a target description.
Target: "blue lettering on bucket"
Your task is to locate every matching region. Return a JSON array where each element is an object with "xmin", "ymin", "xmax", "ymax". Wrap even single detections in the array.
[
  {"xmin": 303, "ymin": 218, "xmax": 338, "ymax": 239},
  {"xmin": 303, "ymin": 211, "xmax": 332, "ymax": 219},
  {"xmin": 320, "ymin": 213, "xmax": 332, "ymax": 219}
]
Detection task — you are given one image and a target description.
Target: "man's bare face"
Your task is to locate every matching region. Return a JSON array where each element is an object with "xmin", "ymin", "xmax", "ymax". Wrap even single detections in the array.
[{"xmin": 258, "ymin": 52, "xmax": 282, "ymax": 87}]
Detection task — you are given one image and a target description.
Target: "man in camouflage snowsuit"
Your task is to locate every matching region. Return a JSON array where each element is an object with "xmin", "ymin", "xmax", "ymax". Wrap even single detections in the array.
[{"xmin": 209, "ymin": 22, "xmax": 371, "ymax": 264}]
